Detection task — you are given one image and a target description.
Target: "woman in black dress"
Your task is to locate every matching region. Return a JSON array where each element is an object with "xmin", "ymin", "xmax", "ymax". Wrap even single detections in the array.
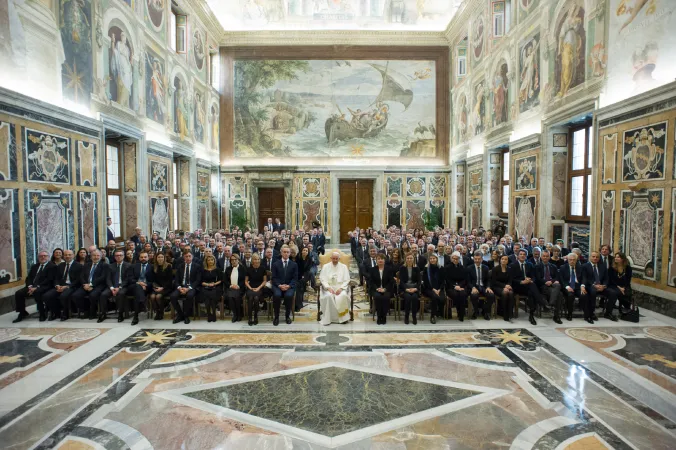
[
  {"xmin": 200, "ymin": 255, "xmax": 222, "ymax": 322},
  {"xmin": 295, "ymin": 247, "xmax": 312, "ymax": 312},
  {"xmin": 149, "ymin": 253, "xmax": 173, "ymax": 320},
  {"xmin": 369, "ymin": 254, "xmax": 395, "ymax": 325},
  {"xmin": 51, "ymin": 248, "xmax": 64, "ymax": 265},
  {"xmin": 445, "ymin": 252, "xmax": 468, "ymax": 321},
  {"xmin": 491, "ymin": 255, "xmax": 514, "ymax": 322},
  {"xmin": 609, "ymin": 252, "xmax": 633, "ymax": 313},
  {"xmin": 550, "ymin": 245, "xmax": 565, "ymax": 268},
  {"xmin": 245, "ymin": 253, "xmax": 267, "ymax": 326},
  {"xmin": 422, "ymin": 254, "xmax": 445, "ymax": 324},
  {"xmin": 224, "ymin": 255, "xmax": 246, "ymax": 322},
  {"xmin": 390, "ymin": 249, "xmax": 403, "ymax": 274},
  {"xmin": 399, "ymin": 253, "xmax": 420, "ymax": 324},
  {"xmin": 483, "ymin": 250, "xmax": 500, "ymax": 270}
]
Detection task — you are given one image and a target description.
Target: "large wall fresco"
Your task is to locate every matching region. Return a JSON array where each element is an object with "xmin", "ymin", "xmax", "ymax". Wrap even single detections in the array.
[{"xmin": 233, "ymin": 59, "xmax": 437, "ymax": 159}]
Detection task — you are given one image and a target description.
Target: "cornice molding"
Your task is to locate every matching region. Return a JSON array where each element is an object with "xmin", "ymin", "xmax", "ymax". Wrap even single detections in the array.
[{"xmin": 220, "ymin": 30, "xmax": 449, "ymax": 47}]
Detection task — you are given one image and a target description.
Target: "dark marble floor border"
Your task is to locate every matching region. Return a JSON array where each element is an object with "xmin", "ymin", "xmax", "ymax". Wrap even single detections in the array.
[{"xmin": 70, "ymin": 426, "xmax": 130, "ymax": 450}]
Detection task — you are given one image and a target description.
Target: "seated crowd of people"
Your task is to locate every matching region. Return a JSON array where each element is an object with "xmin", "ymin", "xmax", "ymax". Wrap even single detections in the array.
[
  {"xmin": 352, "ymin": 223, "xmax": 632, "ymax": 326},
  {"xmin": 12, "ymin": 220, "xmax": 327, "ymax": 327}
]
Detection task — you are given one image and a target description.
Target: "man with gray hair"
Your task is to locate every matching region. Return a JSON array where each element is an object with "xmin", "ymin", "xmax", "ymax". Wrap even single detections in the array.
[
  {"xmin": 13, "ymin": 250, "xmax": 56, "ymax": 323},
  {"xmin": 319, "ymin": 252, "xmax": 351, "ymax": 325}
]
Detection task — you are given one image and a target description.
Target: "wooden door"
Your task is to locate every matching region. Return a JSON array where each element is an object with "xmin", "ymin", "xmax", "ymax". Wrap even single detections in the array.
[
  {"xmin": 258, "ymin": 188, "xmax": 285, "ymax": 231},
  {"xmin": 339, "ymin": 180, "xmax": 373, "ymax": 242}
]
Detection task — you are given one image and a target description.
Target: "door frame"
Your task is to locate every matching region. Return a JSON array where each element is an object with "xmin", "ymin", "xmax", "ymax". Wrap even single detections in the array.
[
  {"xmin": 249, "ymin": 179, "xmax": 293, "ymax": 232},
  {"xmin": 331, "ymin": 171, "xmax": 383, "ymax": 243}
]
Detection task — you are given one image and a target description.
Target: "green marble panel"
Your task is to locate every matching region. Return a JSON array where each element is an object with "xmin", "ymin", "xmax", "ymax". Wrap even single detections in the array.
[{"xmin": 185, "ymin": 367, "xmax": 478, "ymax": 437}]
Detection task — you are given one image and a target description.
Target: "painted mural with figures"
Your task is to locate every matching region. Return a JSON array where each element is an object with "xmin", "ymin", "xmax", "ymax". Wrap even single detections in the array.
[{"xmin": 233, "ymin": 59, "xmax": 437, "ymax": 158}]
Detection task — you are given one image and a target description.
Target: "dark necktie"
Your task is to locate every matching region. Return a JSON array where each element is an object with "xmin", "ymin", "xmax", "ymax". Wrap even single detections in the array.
[
  {"xmin": 117, "ymin": 264, "xmax": 122, "ymax": 287},
  {"xmin": 477, "ymin": 266, "xmax": 481, "ymax": 286},
  {"xmin": 140, "ymin": 264, "xmax": 147, "ymax": 282},
  {"xmin": 89, "ymin": 263, "xmax": 97, "ymax": 284},
  {"xmin": 594, "ymin": 264, "xmax": 600, "ymax": 284},
  {"xmin": 283, "ymin": 260, "xmax": 288, "ymax": 276},
  {"xmin": 545, "ymin": 264, "xmax": 550, "ymax": 282},
  {"xmin": 521, "ymin": 263, "xmax": 526, "ymax": 278},
  {"xmin": 63, "ymin": 262, "xmax": 70, "ymax": 279},
  {"xmin": 372, "ymin": 258, "xmax": 375, "ymax": 267},
  {"xmin": 36, "ymin": 264, "xmax": 44, "ymax": 276},
  {"xmin": 570, "ymin": 267, "xmax": 576, "ymax": 288},
  {"xmin": 184, "ymin": 264, "xmax": 190, "ymax": 286}
]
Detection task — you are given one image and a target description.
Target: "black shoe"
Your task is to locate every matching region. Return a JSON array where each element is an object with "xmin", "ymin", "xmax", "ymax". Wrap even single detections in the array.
[
  {"xmin": 430, "ymin": 316, "xmax": 436, "ymax": 324},
  {"xmin": 131, "ymin": 315, "xmax": 139, "ymax": 326},
  {"xmin": 97, "ymin": 314, "xmax": 106, "ymax": 323},
  {"xmin": 458, "ymin": 315, "xmax": 464, "ymax": 322},
  {"xmin": 412, "ymin": 316, "xmax": 417, "ymax": 325},
  {"xmin": 154, "ymin": 311, "xmax": 162, "ymax": 320},
  {"xmin": 553, "ymin": 316, "xmax": 563, "ymax": 324},
  {"xmin": 48, "ymin": 312, "xmax": 57, "ymax": 321},
  {"xmin": 248, "ymin": 320, "xmax": 254, "ymax": 326},
  {"xmin": 39, "ymin": 312, "xmax": 47, "ymax": 322},
  {"xmin": 273, "ymin": 318, "xmax": 279, "ymax": 326},
  {"xmin": 60, "ymin": 313, "xmax": 69, "ymax": 322},
  {"xmin": 404, "ymin": 316, "xmax": 409, "ymax": 324},
  {"xmin": 12, "ymin": 312, "xmax": 27, "ymax": 323},
  {"xmin": 604, "ymin": 313, "xmax": 618, "ymax": 322},
  {"xmin": 566, "ymin": 313, "xmax": 573, "ymax": 321},
  {"xmin": 88, "ymin": 312, "xmax": 96, "ymax": 320},
  {"xmin": 542, "ymin": 306, "xmax": 551, "ymax": 313},
  {"xmin": 471, "ymin": 313, "xmax": 478, "ymax": 320},
  {"xmin": 529, "ymin": 315, "xmax": 537, "ymax": 326},
  {"xmin": 117, "ymin": 313, "xmax": 124, "ymax": 323},
  {"xmin": 585, "ymin": 317, "xmax": 594, "ymax": 324},
  {"xmin": 231, "ymin": 316, "xmax": 237, "ymax": 323},
  {"xmin": 184, "ymin": 317, "xmax": 190, "ymax": 324},
  {"xmin": 286, "ymin": 317, "xmax": 292, "ymax": 325},
  {"xmin": 173, "ymin": 316, "xmax": 183, "ymax": 324},
  {"xmin": 253, "ymin": 315, "xmax": 258, "ymax": 325},
  {"xmin": 484, "ymin": 313, "xmax": 490, "ymax": 321},
  {"xmin": 591, "ymin": 314, "xmax": 599, "ymax": 321}
]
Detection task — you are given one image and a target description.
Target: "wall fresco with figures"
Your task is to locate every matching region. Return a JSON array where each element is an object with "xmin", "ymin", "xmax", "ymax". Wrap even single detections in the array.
[{"xmin": 0, "ymin": 0, "xmax": 220, "ymax": 154}]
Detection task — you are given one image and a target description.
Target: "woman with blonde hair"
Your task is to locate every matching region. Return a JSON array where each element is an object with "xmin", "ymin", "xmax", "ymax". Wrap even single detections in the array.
[
  {"xmin": 149, "ymin": 253, "xmax": 172, "ymax": 320},
  {"xmin": 200, "ymin": 254, "xmax": 222, "ymax": 322}
]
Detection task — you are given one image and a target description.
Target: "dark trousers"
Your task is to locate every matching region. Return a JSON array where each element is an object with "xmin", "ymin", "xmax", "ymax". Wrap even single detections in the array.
[
  {"xmin": 43, "ymin": 286, "xmax": 76, "ymax": 316},
  {"xmin": 373, "ymin": 290, "xmax": 391, "ymax": 321},
  {"xmin": 272, "ymin": 286, "xmax": 294, "ymax": 319},
  {"xmin": 606, "ymin": 286, "xmax": 631, "ymax": 313},
  {"xmin": 246, "ymin": 289, "xmax": 263, "ymax": 320},
  {"xmin": 130, "ymin": 284, "xmax": 152, "ymax": 315},
  {"xmin": 225, "ymin": 288, "xmax": 243, "ymax": 319},
  {"xmin": 469, "ymin": 286, "xmax": 495, "ymax": 315},
  {"xmin": 561, "ymin": 287, "xmax": 584, "ymax": 317},
  {"xmin": 541, "ymin": 283, "xmax": 563, "ymax": 317},
  {"xmin": 424, "ymin": 289, "xmax": 444, "ymax": 318},
  {"xmin": 514, "ymin": 282, "xmax": 542, "ymax": 313},
  {"xmin": 170, "ymin": 288, "xmax": 196, "ymax": 318},
  {"xmin": 100, "ymin": 287, "xmax": 130, "ymax": 316},
  {"xmin": 446, "ymin": 288, "xmax": 467, "ymax": 319},
  {"xmin": 493, "ymin": 287, "xmax": 514, "ymax": 320},
  {"xmin": 401, "ymin": 291, "xmax": 420, "ymax": 318},
  {"xmin": 15, "ymin": 286, "xmax": 49, "ymax": 314},
  {"xmin": 71, "ymin": 287, "xmax": 106, "ymax": 316}
]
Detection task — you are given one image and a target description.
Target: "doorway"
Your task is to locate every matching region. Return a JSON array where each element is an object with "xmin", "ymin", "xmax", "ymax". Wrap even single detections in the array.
[
  {"xmin": 339, "ymin": 179, "xmax": 373, "ymax": 243},
  {"xmin": 258, "ymin": 188, "xmax": 285, "ymax": 232}
]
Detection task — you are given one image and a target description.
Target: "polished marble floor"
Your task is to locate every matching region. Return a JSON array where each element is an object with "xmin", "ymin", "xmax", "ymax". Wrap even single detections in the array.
[{"xmin": 0, "ymin": 302, "xmax": 675, "ymax": 449}]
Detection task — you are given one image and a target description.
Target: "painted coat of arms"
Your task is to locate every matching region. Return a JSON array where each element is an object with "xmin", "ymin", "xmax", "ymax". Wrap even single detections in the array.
[
  {"xmin": 25, "ymin": 129, "xmax": 70, "ymax": 184},
  {"xmin": 515, "ymin": 155, "xmax": 537, "ymax": 191},
  {"xmin": 150, "ymin": 161, "xmax": 168, "ymax": 192},
  {"xmin": 623, "ymin": 122, "xmax": 666, "ymax": 181}
]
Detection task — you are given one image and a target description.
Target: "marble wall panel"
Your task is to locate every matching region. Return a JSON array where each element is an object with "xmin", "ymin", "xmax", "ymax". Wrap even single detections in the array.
[
  {"xmin": 430, "ymin": 176, "xmax": 446, "ymax": 198},
  {"xmin": 75, "ymin": 141, "xmax": 96, "ymax": 187},
  {"xmin": 23, "ymin": 128, "xmax": 70, "ymax": 185},
  {"xmin": 468, "ymin": 168, "xmax": 482, "ymax": 197},
  {"xmin": 405, "ymin": 200, "xmax": 425, "ymax": 229},
  {"xmin": 149, "ymin": 160, "xmax": 169, "ymax": 193},
  {"xmin": 180, "ymin": 198, "xmax": 191, "ymax": 230},
  {"xmin": 469, "ymin": 199, "xmax": 482, "ymax": 230},
  {"xmin": 150, "ymin": 197, "xmax": 169, "ymax": 239},
  {"xmin": 514, "ymin": 195, "xmax": 536, "ymax": 241},
  {"xmin": 179, "ymin": 160, "xmax": 191, "ymax": 197},
  {"xmin": 197, "ymin": 171, "xmax": 210, "ymax": 199},
  {"xmin": 514, "ymin": 155, "xmax": 537, "ymax": 192},
  {"xmin": 489, "ymin": 167, "xmax": 500, "ymax": 216},
  {"xmin": 551, "ymin": 152, "xmax": 567, "ymax": 219},
  {"xmin": 387, "ymin": 199, "xmax": 402, "ymax": 228},
  {"xmin": 669, "ymin": 189, "xmax": 676, "ymax": 287},
  {"xmin": 25, "ymin": 191, "xmax": 74, "ymax": 267},
  {"xmin": 78, "ymin": 192, "xmax": 97, "ymax": 249},
  {"xmin": 386, "ymin": 176, "xmax": 402, "ymax": 197},
  {"xmin": 124, "ymin": 196, "xmax": 138, "ymax": 236},
  {"xmin": 429, "ymin": 200, "xmax": 445, "ymax": 228},
  {"xmin": 0, "ymin": 121, "xmax": 18, "ymax": 181},
  {"xmin": 569, "ymin": 225, "xmax": 590, "ymax": 258},
  {"xmin": 622, "ymin": 121, "xmax": 667, "ymax": 182},
  {"xmin": 198, "ymin": 201, "xmax": 208, "ymax": 231},
  {"xmin": 301, "ymin": 200, "xmax": 321, "ymax": 230},
  {"xmin": 292, "ymin": 174, "xmax": 330, "ymax": 232},
  {"xmin": 406, "ymin": 177, "xmax": 426, "ymax": 197},
  {"xmin": 600, "ymin": 191, "xmax": 615, "ymax": 250},
  {"xmin": 602, "ymin": 134, "xmax": 617, "ymax": 184},
  {"xmin": 622, "ymin": 190, "xmax": 664, "ymax": 281},
  {"xmin": 456, "ymin": 172, "xmax": 465, "ymax": 214},
  {"xmin": 0, "ymin": 189, "xmax": 21, "ymax": 284},
  {"xmin": 123, "ymin": 142, "xmax": 137, "ymax": 192}
]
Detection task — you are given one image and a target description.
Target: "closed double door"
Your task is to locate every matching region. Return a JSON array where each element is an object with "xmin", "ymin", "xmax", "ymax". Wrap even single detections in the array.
[{"xmin": 339, "ymin": 180, "xmax": 373, "ymax": 243}]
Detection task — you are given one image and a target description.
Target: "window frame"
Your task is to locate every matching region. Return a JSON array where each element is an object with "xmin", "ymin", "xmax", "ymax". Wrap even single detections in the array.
[
  {"xmin": 566, "ymin": 121, "xmax": 593, "ymax": 222},
  {"xmin": 499, "ymin": 148, "xmax": 510, "ymax": 217},
  {"xmin": 105, "ymin": 142, "xmax": 123, "ymax": 240},
  {"xmin": 172, "ymin": 9, "xmax": 187, "ymax": 54},
  {"xmin": 210, "ymin": 51, "xmax": 219, "ymax": 91},
  {"xmin": 173, "ymin": 160, "xmax": 179, "ymax": 231},
  {"xmin": 492, "ymin": 1, "xmax": 505, "ymax": 37}
]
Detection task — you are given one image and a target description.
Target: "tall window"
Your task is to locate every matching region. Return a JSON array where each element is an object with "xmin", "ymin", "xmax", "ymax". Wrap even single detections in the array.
[
  {"xmin": 173, "ymin": 161, "xmax": 179, "ymax": 231},
  {"xmin": 210, "ymin": 51, "xmax": 219, "ymax": 90},
  {"xmin": 493, "ymin": 1, "xmax": 505, "ymax": 37},
  {"xmin": 567, "ymin": 123, "xmax": 593, "ymax": 220},
  {"xmin": 501, "ymin": 149, "xmax": 510, "ymax": 215},
  {"xmin": 106, "ymin": 145, "xmax": 122, "ymax": 238},
  {"xmin": 171, "ymin": 8, "xmax": 186, "ymax": 53}
]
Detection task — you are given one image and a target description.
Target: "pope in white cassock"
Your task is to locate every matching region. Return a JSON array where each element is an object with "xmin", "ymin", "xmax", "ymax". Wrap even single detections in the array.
[{"xmin": 319, "ymin": 252, "xmax": 351, "ymax": 325}]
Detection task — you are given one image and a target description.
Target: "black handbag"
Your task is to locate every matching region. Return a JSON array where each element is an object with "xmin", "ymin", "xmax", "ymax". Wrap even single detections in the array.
[{"xmin": 620, "ymin": 307, "xmax": 640, "ymax": 323}]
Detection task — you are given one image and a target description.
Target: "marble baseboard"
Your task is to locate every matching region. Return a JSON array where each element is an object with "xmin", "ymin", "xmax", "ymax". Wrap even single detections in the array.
[{"xmin": 634, "ymin": 290, "xmax": 676, "ymax": 319}]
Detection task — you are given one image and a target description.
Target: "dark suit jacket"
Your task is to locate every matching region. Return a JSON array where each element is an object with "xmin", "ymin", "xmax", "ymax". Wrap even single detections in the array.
[
  {"xmin": 445, "ymin": 263, "xmax": 468, "ymax": 290},
  {"xmin": 509, "ymin": 261, "xmax": 536, "ymax": 284},
  {"xmin": 466, "ymin": 264, "xmax": 490, "ymax": 290},
  {"xmin": 398, "ymin": 266, "xmax": 421, "ymax": 291},
  {"xmin": 132, "ymin": 262, "xmax": 155, "ymax": 285},
  {"xmin": 174, "ymin": 262, "xmax": 202, "ymax": 290},
  {"xmin": 80, "ymin": 261, "xmax": 108, "ymax": 288},
  {"xmin": 581, "ymin": 262, "xmax": 609, "ymax": 289},
  {"xmin": 368, "ymin": 266, "xmax": 395, "ymax": 295},
  {"xmin": 422, "ymin": 266, "xmax": 445, "ymax": 291},
  {"xmin": 25, "ymin": 261, "xmax": 57, "ymax": 291},
  {"xmin": 272, "ymin": 259, "xmax": 298, "ymax": 289},
  {"xmin": 350, "ymin": 237, "xmax": 358, "ymax": 255},
  {"xmin": 272, "ymin": 223, "xmax": 285, "ymax": 232},
  {"xmin": 107, "ymin": 227, "xmax": 115, "ymax": 243},
  {"xmin": 412, "ymin": 254, "xmax": 427, "ymax": 270},
  {"xmin": 106, "ymin": 262, "xmax": 134, "ymax": 289},
  {"xmin": 356, "ymin": 246, "xmax": 369, "ymax": 264},
  {"xmin": 312, "ymin": 234, "xmax": 326, "ymax": 251},
  {"xmin": 54, "ymin": 261, "xmax": 83, "ymax": 290},
  {"xmin": 558, "ymin": 263, "xmax": 584, "ymax": 291},
  {"xmin": 535, "ymin": 262, "xmax": 559, "ymax": 288},
  {"xmin": 224, "ymin": 265, "xmax": 247, "ymax": 292},
  {"xmin": 361, "ymin": 256, "xmax": 379, "ymax": 281}
]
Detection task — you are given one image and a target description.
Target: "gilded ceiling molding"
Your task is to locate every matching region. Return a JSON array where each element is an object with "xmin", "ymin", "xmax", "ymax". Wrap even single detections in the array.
[{"xmin": 220, "ymin": 30, "xmax": 449, "ymax": 47}]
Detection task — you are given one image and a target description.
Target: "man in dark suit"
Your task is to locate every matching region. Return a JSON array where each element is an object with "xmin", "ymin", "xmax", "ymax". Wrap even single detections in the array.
[
  {"xmin": 272, "ymin": 218, "xmax": 285, "ymax": 232},
  {"xmin": 71, "ymin": 249, "xmax": 109, "ymax": 320},
  {"xmin": 107, "ymin": 217, "xmax": 115, "ymax": 243},
  {"xmin": 581, "ymin": 251, "xmax": 613, "ymax": 323},
  {"xmin": 170, "ymin": 252, "xmax": 200, "ymax": 324},
  {"xmin": 13, "ymin": 250, "xmax": 56, "ymax": 323},
  {"xmin": 128, "ymin": 251, "xmax": 154, "ymax": 325},
  {"xmin": 527, "ymin": 247, "xmax": 542, "ymax": 266},
  {"xmin": 508, "ymin": 243, "xmax": 522, "ymax": 265},
  {"xmin": 263, "ymin": 248, "xmax": 274, "ymax": 272},
  {"xmin": 99, "ymin": 249, "xmax": 134, "ymax": 323},
  {"xmin": 559, "ymin": 252, "xmax": 587, "ymax": 322},
  {"xmin": 361, "ymin": 247, "xmax": 379, "ymax": 287},
  {"xmin": 271, "ymin": 245, "xmax": 298, "ymax": 326},
  {"xmin": 467, "ymin": 251, "xmax": 494, "ymax": 320},
  {"xmin": 349, "ymin": 231, "xmax": 358, "ymax": 257},
  {"xmin": 599, "ymin": 244, "xmax": 613, "ymax": 271},
  {"xmin": 556, "ymin": 239, "xmax": 570, "ymax": 256},
  {"xmin": 509, "ymin": 249, "xmax": 545, "ymax": 325},
  {"xmin": 535, "ymin": 250, "xmax": 563, "ymax": 324},
  {"xmin": 43, "ymin": 249, "xmax": 82, "ymax": 321},
  {"xmin": 355, "ymin": 238, "xmax": 369, "ymax": 285},
  {"xmin": 312, "ymin": 228, "xmax": 326, "ymax": 255},
  {"xmin": 214, "ymin": 242, "xmax": 226, "ymax": 269}
]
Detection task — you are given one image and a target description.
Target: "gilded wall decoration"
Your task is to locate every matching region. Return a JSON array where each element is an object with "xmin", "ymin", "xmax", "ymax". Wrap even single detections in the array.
[
  {"xmin": 602, "ymin": 133, "xmax": 617, "ymax": 184},
  {"xmin": 292, "ymin": 174, "xmax": 330, "ymax": 232},
  {"xmin": 551, "ymin": 152, "xmax": 567, "ymax": 219},
  {"xmin": 75, "ymin": 141, "xmax": 96, "ymax": 187},
  {"xmin": 514, "ymin": 155, "xmax": 537, "ymax": 191},
  {"xmin": 24, "ymin": 190, "xmax": 74, "ymax": 267},
  {"xmin": 0, "ymin": 189, "xmax": 21, "ymax": 284},
  {"xmin": 150, "ymin": 197, "xmax": 169, "ymax": 237},
  {"xmin": 387, "ymin": 199, "xmax": 402, "ymax": 228},
  {"xmin": 0, "ymin": 122, "xmax": 17, "ymax": 181},
  {"xmin": 123, "ymin": 142, "xmax": 137, "ymax": 192},
  {"xmin": 553, "ymin": 2, "xmax": 586, "ymax": 98},
  {"xmin": 405, "ymin": 200, "xmax": 425, "ymax": 230},
  {"xmin": 302, "ymin": 178, "xmax": 321, "ymax": 197},
  {"xmin": 23, "ymin": 128, "xmax": 70, "ymax": 184},
  {"xmin": 601, "ymin": 191, "xmax": 615, "ymax": 250},
  {"xmin": 149, "ymin": 160, "xmax": 169, "ymax": 193},
  {"xmin": 228, "ymin": 176, "xmax": 247, "ymax": 198},
  {"xmin": 406, "ymin": 177, "xmax": 426, "ymax": 197},
  {"xmin": 301, "ymin": 200, "xmax": 321, "ymax": 230},
  {"xmin": 145, "ymin": 47, "xmax": 166, "ymax": 124},
  {"xmin": 197, "ymin": 171, "xmax": 210, "ymax": 199},
  {"xmin": 124, "ymin": 196, "xmax": 138, "ymax": 236},
  {"xmin": 518, "ymin": 33, "xmax": 540, "ymax": 113},
  {"xmin": 78, "ymin": 192, "xmax": 97, "ymax": 249},
  {"xmin": 430, "ymin": 176, "xmax": 446, "ymax": 198},
  {"xmin": 492, "ymin": 60, "xmax": 509, "ymax": 127},
  {"xmin": 622, "ymin": 122, "xmax": 666, "ymax": 181},
  {"xmin": 622, "ymin": 189, "xmax": 664, "ymax": 281},
  {"xmin": 514, "ymin": 195, "xmax": 536, "ymax": 240},
  {"xmin": 179, "ymin": 159, "xmax": 190, "ymax": 197}
]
